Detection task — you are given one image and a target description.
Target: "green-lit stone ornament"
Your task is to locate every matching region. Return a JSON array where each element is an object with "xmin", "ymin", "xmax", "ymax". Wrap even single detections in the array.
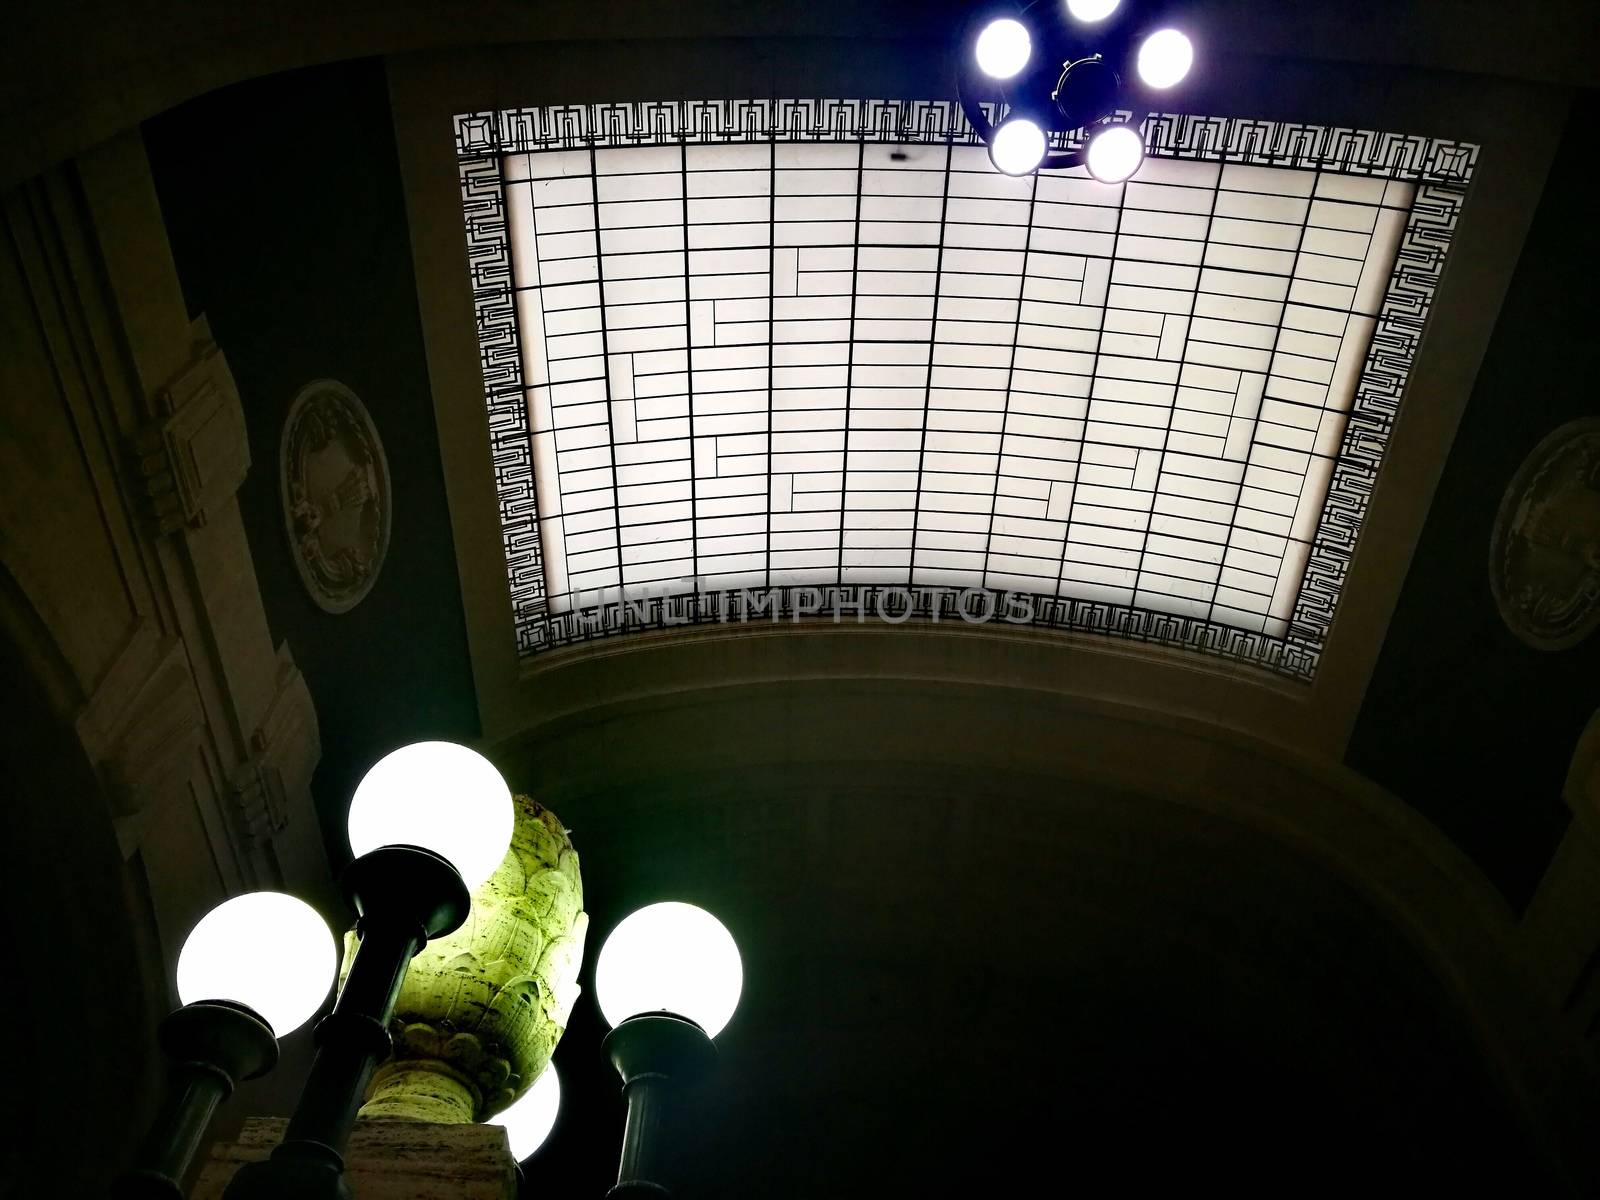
[{"xmin": 349, "ymin": 794, "xmax": 587, "ymax": 1123}]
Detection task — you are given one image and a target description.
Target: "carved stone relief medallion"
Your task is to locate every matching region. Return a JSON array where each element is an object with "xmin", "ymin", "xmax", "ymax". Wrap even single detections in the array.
[
  {"xmin": 280, "ymin": 380, "xmax": 392, "ymax": 614},
  {"xmin": 1490, "ymin": 417, "xmax": 1600, "ymax": 651}
]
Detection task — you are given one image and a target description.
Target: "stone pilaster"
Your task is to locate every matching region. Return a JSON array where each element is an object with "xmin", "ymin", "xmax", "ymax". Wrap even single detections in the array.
[{"xmin": 1520, "ymin": 709, "xmax": 1600, "ymax": 1052}]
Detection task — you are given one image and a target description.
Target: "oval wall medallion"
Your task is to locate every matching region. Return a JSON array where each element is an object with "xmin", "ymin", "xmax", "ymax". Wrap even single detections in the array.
[
  {"xmin": 280, "ymin": 380, "xmax": 392, "ymax": 614},
  {"xmin": 1489, "ymin": 417, "xmax": 1600, "ymax": 651}
]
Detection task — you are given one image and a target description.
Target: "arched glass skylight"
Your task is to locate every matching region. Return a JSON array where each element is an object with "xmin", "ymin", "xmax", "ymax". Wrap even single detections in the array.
[{"xmin": 455, "ymin": 101, "xmax": 1476, "ymax": 679}]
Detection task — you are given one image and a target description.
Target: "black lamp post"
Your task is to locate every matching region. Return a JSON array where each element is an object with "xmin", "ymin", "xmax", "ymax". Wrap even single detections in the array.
[
  {"xmin": 221, "ymin": 845, "xmax": 471, "ymax": 1199},
  {"xmin": 593, "ymin": 902, "xmax": 743, "ymax": 1198},
  {"xmin": 111, "ymin": 1001, "xmax": 279, "ymax": 1199},
  {"xmin": 116, "ymin": 750, "xmax": 752, "ymax": 1199},
  {"xmin": 604, "ymin": 1013, "xmax": 718, "ymax": 1198},
  {"xmin": 111, "ymin": 890, "xmax": 338, "ymax": 1199},
  {"xmin": 96, "ymin": 740, "xmax": 512, "ymax": 1199},
  {"xmin": 219, "ymin": 739, "xmax": 515, "ymax": 1197}
]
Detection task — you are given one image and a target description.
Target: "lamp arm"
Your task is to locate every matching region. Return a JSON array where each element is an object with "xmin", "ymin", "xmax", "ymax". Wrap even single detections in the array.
[
  {"xmin": 603, "ymin": 1013, "xmax": 719, "ymax": 1199},
  {"xmin": 284, "ymin": 917, "xmax": 421, "ymax": 1160},
  {"xmin": 112, "ymin": 1001, "xmax": 278, "ymax": 1199},
  {"xmin": 113, "ymin": 1064, "xmax": 232, "ymax": 1199},
  {"xmin": 611, "ymin": 1070, "xmax": 676, "ymax": 1199}
]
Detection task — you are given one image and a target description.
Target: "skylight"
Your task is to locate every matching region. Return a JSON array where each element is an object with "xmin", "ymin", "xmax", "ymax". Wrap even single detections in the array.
[{"xmin": 455, "ymin": 102, "xmax": 1476, "ymax": 679}]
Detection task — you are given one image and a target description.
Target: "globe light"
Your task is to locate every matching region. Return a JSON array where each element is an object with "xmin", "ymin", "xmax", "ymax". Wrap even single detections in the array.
[
  {"xmin": 1137, "ymin": 28, "xmax": 1194, "ymax": 89},
  {"xmin": 1066, "ymin": 0, "xmax": 1121, "ymax": 22},
  {"xmin": 491, "ymin": 1065, "xmax": 561, "ymax": 1162},
  {"xmin": 1086, "ymin": 124, "xmax": 1145, "ymax": 183},
  {"xmin": 176, "ymin": 892, "xmax": 336, "ymax": 1036},
  {"xmin": 974, "ymin": 18, "xmax": 1031, "ymax": 81},
  {"xmin": 595, "ymin": 902, "xmax": 743, "ymax": 1037},
  {"xmin": 347, "ymin": 741, "xmax": 513, "ymax": 890},
  {"xmin": 989, "ymin": 117, "xmax": 1049, "ymax": 176}
]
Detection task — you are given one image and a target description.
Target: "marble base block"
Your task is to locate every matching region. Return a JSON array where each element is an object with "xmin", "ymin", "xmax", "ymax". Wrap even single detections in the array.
[{"xmin": 191, "ymin": 1117, "xmax": 517, "ymax": 1199}]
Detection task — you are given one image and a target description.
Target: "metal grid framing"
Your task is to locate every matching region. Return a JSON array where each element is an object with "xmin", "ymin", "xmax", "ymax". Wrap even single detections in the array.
[{"xmin": 454, "ymin": 100, "xmax": 1476, "ymax": 679}]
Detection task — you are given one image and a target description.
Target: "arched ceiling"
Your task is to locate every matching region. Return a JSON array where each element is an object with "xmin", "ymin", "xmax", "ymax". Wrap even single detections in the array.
[
  {"xmin": 488, "ymin": 674, "xmax": 1592, "ymax": 1194},
  {"xmin": 121, "ymin": 9, "xmax": 1600, "ymax": 1194}
]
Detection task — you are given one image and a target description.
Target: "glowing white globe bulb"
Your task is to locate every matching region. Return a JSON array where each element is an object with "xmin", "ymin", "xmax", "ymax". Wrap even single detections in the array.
[
  {"xmin": 176, "ymin": 892, "xmax": 336, "ymax": 1036},
  {"xmin": 1137, "ymin": 29, "xmax": 1194, "ymax": 89},
  {"xmin": 974, "ymin": 18, "xmax": 1031, "ymax": 80},
  {"xmin": 347, "ymin": 741, "xmax": 513, "ymax": 891},
  {"xmin": 989, "ymin": 117, "xmax": 1048, "ymax": 176},
  {"xmin": 1086, "ymin": 125, "xmax": 1145, "ymax": 184},
  {"xmin": 491, "ymin": 1065, "xmax": 560, "ymax": 1162},
  {"xmin": 1067, "ymin": 0, "xmax": 1121, "ymax": 22},
  {"xmin": 595, "ymin": 902, "xmax": 742, "ymax": 1037}
]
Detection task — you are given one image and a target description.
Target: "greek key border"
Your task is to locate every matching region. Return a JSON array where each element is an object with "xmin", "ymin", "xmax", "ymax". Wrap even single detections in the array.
[{"xmin": 454, "ymin": 100, "xmax": 1476, "ymax": 679}]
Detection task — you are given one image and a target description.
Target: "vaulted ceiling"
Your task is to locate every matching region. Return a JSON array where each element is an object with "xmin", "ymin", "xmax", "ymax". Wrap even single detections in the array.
[{"xmin": 62, "ymin": 0, "xmax": 1600, "ymax": 1193}]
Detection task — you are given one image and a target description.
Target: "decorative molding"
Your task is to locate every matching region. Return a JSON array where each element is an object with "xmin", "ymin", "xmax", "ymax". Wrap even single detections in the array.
[
  {"xmin": 5, "ymin": 132, "xmax": 331, "ymax": 915},
  {"xmin": 1490, "ymin": 417, "xmax": 1600, "ymax": 652},
  {"xmin": 130, "ymin": 340, "xmax": 251, "ymax": 535},
  {"xmin": 279, "ymin": 379, "xmax": 392, "ymax": 614},
  {"xmin": 72, "ymin": 622, "xmax": 207, "ymax": 856},
  {"xmin": 454, "ymin": 100, "xmax": 1475, "ymax": 680},
  {"xmin": 231, "ymin": 644, "xmax": 320, "ymax": 849},
  {"xmin": 459, "ymin": 102, "xmax": 1478, "ymax": 185}
]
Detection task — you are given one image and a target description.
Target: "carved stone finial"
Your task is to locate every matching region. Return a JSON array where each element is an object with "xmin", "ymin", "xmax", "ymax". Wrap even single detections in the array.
[{"xmin": 353, "ymin": 794, "xmax": 587, "ymax": 1123}]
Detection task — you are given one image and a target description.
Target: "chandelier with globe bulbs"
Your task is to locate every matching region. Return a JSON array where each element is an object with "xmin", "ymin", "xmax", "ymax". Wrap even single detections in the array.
[{"xmin": 958, "ymin": 0, "xmax": 1197, "ymax": 182}]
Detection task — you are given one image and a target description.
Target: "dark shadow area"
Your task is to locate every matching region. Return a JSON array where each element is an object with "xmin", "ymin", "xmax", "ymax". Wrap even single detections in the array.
[
  {"xmin": 524, "ymin": 762, "xmax": 1559, "ymax": 1198},
  {"xmin": 1347, "ymin": 89, "xmax": 1600, "ymax": 911},
  {"xmin": 143, "ymin": 58, "xmax": 481, "ymax": 861}
]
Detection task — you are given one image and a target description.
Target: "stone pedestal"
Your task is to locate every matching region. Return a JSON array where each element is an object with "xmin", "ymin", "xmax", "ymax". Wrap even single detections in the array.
[{"xmin": 191, "ymin": 1117, "xmax": 517, "ymax": 1199}]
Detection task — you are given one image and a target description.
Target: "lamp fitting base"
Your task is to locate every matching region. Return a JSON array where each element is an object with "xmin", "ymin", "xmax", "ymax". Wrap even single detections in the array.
[
  {"xmin": 603, "ymin": 1012, "xmax": 717, "ymax": 1088},
  {"xmin": 342, "ymin": 844, "xmax": 471, "ymax": 942}
]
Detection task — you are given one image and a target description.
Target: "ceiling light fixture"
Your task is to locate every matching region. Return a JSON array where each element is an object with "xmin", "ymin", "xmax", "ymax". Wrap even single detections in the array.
[
  {"xmin": 974, "ymin": 17, "xmax": 1032, "ymax": 80},
  {"xmin": 1085, "ymin": 122, "xmax": 1145, "ymax": 183},
  {"xmin": 1066, "ymin": 0, "xmax": 1121, "ymax": 22},
  {"xmin": 956, "ymin": 2, "xmax": 1199, "ymax": 180},
  {"xmin": 1136, "ymin": 28, "xmax": 1194, "ymax": 89},
  {"xmin": 990, "ymin": 116, "xmax": 1050, "ymax": 175}
]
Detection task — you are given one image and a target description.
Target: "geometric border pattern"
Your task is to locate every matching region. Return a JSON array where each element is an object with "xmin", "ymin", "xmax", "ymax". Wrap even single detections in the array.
[{"xmin": 455, "ymin": 99, "xmax": 1476, "ymax": 680}]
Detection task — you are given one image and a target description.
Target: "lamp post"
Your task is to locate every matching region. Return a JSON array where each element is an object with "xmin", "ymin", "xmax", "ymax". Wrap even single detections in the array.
[
  {"xmin": 112, "ymin": 893, "xmax": 336, "ymax": 1199},
  {"xmin": 117, "ymin": 745, "xmax": 743, "ymax": 1198},
  {"xmin": 223, "ymin": 742, "xmax": 514, "ymax": 1200},
  {"xmin": 594, "ymin": 902, "xmax": 743, "ymax": 1198}
]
